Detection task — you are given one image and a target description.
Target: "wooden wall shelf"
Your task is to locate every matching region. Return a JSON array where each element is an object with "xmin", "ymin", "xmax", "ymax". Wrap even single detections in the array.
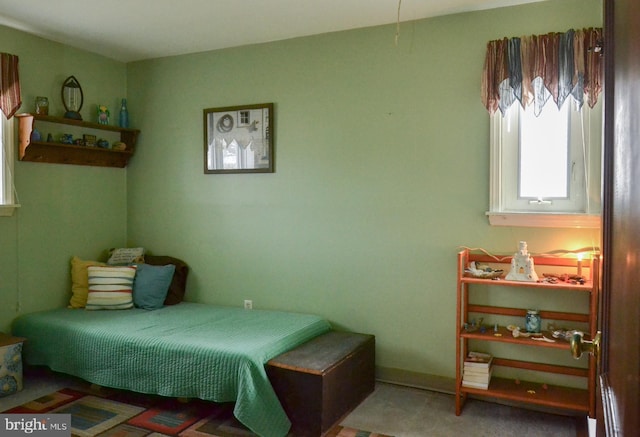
[{"xmin": 16, "ymin": 114, "xmax": 140, "ymax": 168}]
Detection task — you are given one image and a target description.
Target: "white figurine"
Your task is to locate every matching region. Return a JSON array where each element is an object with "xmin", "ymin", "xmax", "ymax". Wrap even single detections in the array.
[{"xmin": 506, "ymin": 241, "xmax": 539, "ymax": 282}]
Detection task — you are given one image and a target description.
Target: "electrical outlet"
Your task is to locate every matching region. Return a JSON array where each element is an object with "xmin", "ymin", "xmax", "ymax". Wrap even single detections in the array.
[{"xmin": 244, "ymin": 299, "xmax": 253, "ymax": 310}]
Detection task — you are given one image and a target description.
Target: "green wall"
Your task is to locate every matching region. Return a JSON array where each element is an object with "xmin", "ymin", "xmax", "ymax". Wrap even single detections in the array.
[
  {"xmin": 0, "ymin": 27, "xmax": 128, "ymax": 332},
  {"xmin": 0, "ymin": 0, "xmax": 602, "ymax": 383},
  {"xmin": 126, "ymin": 0, "xmax": 602, "ymax": 379}
]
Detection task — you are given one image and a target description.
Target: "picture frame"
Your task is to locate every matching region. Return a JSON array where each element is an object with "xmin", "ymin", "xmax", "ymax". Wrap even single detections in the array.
[{"xmin": 203, "ymin": 103, "xmax": 274, "ymax": 174}]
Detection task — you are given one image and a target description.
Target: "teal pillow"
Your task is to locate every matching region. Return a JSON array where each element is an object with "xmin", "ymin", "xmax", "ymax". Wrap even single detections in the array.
[{"xmin": 132, "ymin": 263, "xmax": 176, "ymax": 310}]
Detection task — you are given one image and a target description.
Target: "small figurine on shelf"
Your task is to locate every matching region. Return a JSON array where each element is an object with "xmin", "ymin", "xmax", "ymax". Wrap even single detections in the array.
[
  {"xmin": 506, "ymin": 241, "xmax": 539, "ymax": 282},
  {"xmin": 96, "ymin": 139, "xmax": 110, "ymax": 149},
  {"xmin": 97, "ymin": 105, "xmax": 110, "ymax": 125}
]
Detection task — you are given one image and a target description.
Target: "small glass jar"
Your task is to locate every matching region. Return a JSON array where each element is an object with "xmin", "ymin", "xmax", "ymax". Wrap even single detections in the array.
[
  {"xmin": 35, "ymin": 96, "xmax": 49, "ymax": 115},
  {"xmin": 525, "ymin": 309, "xmax": 541, "ymax": 333}
]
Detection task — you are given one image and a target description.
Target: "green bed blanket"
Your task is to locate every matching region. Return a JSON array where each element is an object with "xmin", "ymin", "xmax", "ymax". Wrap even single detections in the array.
[{"xmin": 12, "ymin": 302, "xmax": 332, "ymax": 437}]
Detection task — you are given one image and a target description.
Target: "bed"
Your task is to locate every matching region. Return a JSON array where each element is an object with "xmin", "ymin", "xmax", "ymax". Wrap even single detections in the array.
[{"xmin": 12, "ymin": 302, "xmax": 332, "ymax": 437}]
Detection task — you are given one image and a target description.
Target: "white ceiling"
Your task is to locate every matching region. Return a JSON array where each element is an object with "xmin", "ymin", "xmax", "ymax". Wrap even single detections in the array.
[{"xmin": 0, "ymin": 0, "xmax": 547, "ymax": 63}]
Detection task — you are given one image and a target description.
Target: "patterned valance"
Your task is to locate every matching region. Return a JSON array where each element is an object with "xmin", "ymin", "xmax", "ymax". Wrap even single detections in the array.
[
  {"xmin": 481, "ymin": 28, "xmax": 603, "ymax": 116},
  {"xmin": 0, "ymin": 53, "xmax": 21, "ymax": 119}
]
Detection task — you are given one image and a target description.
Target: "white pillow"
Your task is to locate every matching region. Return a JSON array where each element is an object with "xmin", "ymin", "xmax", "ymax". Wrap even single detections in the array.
[
  {"xmin": 86, "ymin": 265, "xmax": 137, "ymax": 310},
  {"xmin": 107, "ymin": 247, "xmax": 145, "ymax": 265}
]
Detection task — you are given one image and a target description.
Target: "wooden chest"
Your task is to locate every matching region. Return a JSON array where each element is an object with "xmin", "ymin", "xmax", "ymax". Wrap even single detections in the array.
[{"xmin": 266, "ymin": 331, "xmax": 375, "ymax": 437}]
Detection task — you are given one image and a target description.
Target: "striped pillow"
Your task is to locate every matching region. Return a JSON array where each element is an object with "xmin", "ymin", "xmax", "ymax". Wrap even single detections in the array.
[{"xmin": 86, "ymin": 265, "xmax": 137, "ymax": 310}]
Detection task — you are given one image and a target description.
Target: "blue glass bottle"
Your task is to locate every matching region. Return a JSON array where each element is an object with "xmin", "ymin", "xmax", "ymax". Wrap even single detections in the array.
[
  {"xmin": 119, "ymin": 98, "xmax": 129, "ymax": 128},
  {"xmin": 30, "ymin": 128, "xmax": 41, "ymax": 142}
]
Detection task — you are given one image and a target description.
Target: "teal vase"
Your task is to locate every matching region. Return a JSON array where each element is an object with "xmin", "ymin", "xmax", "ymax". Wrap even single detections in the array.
[
  {"xmin": 30, "ymin": 128, "xmax": 41, "ymax": 142},
  {"xmin": 119, "ymin": 98, "xmax": 129, "ymax": 128}
]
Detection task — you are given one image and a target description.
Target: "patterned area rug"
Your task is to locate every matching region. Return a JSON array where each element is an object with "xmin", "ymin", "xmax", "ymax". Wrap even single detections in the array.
[{"xmin": 3, "ymin": 387, "xmax": 393, "ymax": 437}]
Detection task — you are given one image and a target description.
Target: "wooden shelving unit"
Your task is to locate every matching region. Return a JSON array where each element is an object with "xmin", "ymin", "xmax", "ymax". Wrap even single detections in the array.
[
  {"xmin": 16, "ymin": 114, "xmax": 140, "ymax": 168},
  {"xmin": 455, "ymin": 249, "xmax": 599, "ymax": 418}
]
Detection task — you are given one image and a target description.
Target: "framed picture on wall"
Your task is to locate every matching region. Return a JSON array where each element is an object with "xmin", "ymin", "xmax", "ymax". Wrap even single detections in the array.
[{"xmin": 203, "ymin": 103, "xmax": 274, "ymax": 174}]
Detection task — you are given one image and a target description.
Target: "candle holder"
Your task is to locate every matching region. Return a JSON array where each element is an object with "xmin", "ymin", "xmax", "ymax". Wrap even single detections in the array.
[{"xmin": 577, "ymin": 254, "xmax": 583, "ymax": 277}]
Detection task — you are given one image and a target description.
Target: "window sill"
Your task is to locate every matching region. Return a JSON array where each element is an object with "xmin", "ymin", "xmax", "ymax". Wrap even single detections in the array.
[
  {"xmin": 486, "ymin": 212, "xmax": 601, "ymax": 229},
  {"xmin": 0, "ymin": 204, "xmax": 20, "ymax": 217}
]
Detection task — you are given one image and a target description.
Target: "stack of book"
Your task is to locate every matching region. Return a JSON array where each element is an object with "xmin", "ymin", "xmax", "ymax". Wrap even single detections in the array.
[{"xmin": 462, "ymin": 351, "xmax": 493, "ymax": 389}]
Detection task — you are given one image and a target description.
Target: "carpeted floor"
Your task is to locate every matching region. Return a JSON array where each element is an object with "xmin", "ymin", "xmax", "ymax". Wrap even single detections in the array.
[
  {"xmin": 3, "ymin": 385, "xmax": 392, "ymax": 437},
  {"xmin": 1, "ymin": 368, "xmax": 587, "ymax": 437}
]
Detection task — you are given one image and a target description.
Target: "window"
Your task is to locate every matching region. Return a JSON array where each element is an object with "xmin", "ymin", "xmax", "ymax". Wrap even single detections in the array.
[
  {"xmin": 238, "ymin": 110, "xmax": 250, "ymax": 127},
  {"xmin": 0, "ymin": 113, "xmax": 18, "ymax": 216},
  {"xmin": 487, "ymin": 99, "xmax": 602, "ymax": 228}
]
